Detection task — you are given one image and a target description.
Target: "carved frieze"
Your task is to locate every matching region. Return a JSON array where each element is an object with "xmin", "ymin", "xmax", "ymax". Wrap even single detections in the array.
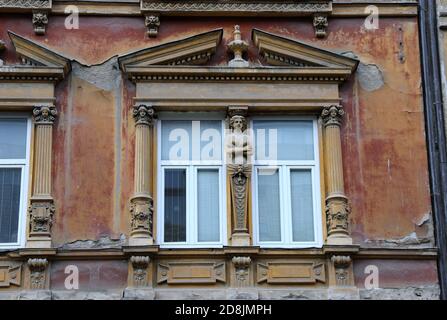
[
  {"xmin": 27, "ymin": 258, "xmax": 48, "ymax": 289},
  {"xmin": 0, "ymin": 262, "xmax": 22, "ymax": 288},
  {"xmin": 140, "ymin": 1, "xmax": 332, "ymax": 15},
  {"xmin": 32, "ymin": 105, "xmax": 57, "ymax": 124},
  {"xmin": 157, "ymin": 261, "xmax": 226, "ymax": 284},
  {"xmin": 130, "ymin": 256, "xmax": 150, "ymax": 287},
  {"xmin": 257, "ymin": 261, "xmax": 326, "ymax": 284},
  {"xmin": 0, "ymin": 0, "xmax": 51, "ymax": 9},
  {"xmin": 29, "ymin": 200, "xmax": 55, "ymax": 238}
]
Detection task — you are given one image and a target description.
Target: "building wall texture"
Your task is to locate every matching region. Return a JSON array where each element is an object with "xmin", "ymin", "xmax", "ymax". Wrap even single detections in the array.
[{"xmin": 0, "ymin": 0, "xmax": 442, "ymax": 300}]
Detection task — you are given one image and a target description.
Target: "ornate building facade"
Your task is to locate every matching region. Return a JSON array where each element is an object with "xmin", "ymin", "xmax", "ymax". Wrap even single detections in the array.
[{"xmin": 0, "ymin": 0, "xmax": 442, "ymax": 300}]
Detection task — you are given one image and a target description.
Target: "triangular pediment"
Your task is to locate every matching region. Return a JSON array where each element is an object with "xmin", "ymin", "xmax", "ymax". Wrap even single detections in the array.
[
  {"xmin": 119, "ymin": 29, "xmax": 223, "ymax": 70},
  {"xmin": 8, "ymin": 31, "xmax": 71, "ymax": 77},
  {"xmin": 252, "ymin": 29, "xmax": 358, "ymax": 72}
]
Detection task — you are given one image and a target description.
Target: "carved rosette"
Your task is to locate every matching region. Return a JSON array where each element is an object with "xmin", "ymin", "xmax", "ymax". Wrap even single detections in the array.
[
  {"xmin": 133, "ymin": 105, "xmax": 155, "ymax": 126},
  {"xmin": 145, "ymin": 14, "xmax": 160, "ymax": 38},
  {"xmin": 232, "ymin": 256, "xmax": 251, "ymax": 287},
  {"xmin": 27, "ymin": 258, "xmax": 48, "ymax": 290},
  {"xmin": 32, "ymin": 11, "xmax": 48, "ymax": 35},
  {"xmin": 313, "ymin": 14, "xmax": 329, "ymax": 38},
  {"xmin": 130, "ymin": 196, "xmax": 153, "ymax": 238},
  {"xmin": 32, "ymin": 105, "xmax": 57, "ymax": 124},
  {"xmin": 130, "ymin": 256, "xmax": 150, "ymax": 287},
  {"xmin": 321, "ymin": 105, "xmax": 344, "ymax": 127},
  {"xmin": 331, "ymin": 255, "xmax": 351, "ymax": 286},
  {"xmin": 28, "ymin": 201, "xmax": 55, "ymax": 237}
]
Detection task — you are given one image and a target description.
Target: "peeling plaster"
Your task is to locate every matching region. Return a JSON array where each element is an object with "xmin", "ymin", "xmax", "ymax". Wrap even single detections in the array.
[
  {"xmin": 59, "ymin": 234, "xmax": 126, "ymax": 250},
  {"xmin": 341, "ymin": 51, "xmax": 385, "ymax": 92}
]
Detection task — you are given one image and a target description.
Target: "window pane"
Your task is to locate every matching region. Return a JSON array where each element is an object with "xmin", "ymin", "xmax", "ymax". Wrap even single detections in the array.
[
  {"xmin": 0, "ymin": 119, "xmax": 27, "ymax": 159},
  {"xmin": 197, "ymin": 169, "xmax": 220, "ymax": 242},
  {"xmin": 290, "ymin": 169, "xmax": 315, "ymax": 242},
  {"xmin": 258, "ymin": 168, "xmax": 281, "ymax": 241},
  {"xmin": 161, "ymin": 120, "xmax": 222, "ymax": 161},
  {"xmin": 0, "ymin": 168, "xmax": 22, "ymax": 243},
  {"xmin": 254, "ymin": 120, "xmax": 314, "ymax": 161},
  {"xmin": 164, "ymin": 169, "xmax": 187, "ymax": 242}
]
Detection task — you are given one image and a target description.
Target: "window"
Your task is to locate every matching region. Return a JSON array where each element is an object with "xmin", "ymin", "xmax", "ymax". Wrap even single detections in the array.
[
  {"xmin": 0, "ymin": 116, "xmax": 31, "ymax": 248},
  {"xmin": 157, "ymin": 115, "xmax": 226, "ymax": 247},
  {"xmin": 252, "ymin": 118, "xmax": 322, "ymax": 248}
]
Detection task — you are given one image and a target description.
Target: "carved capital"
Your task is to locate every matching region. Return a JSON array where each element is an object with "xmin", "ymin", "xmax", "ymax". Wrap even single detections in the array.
[
  {"xmin": 326, "ymin": 196, "xmax": 350, "ymax": 237},
  {"xmin": 321, "ymin": 105, "xmax": 344, "ymax": 127},
  {"xmin": 130, "ymin": 196, "xmax": 153, "ymax": 238},
  {"xmin": 130, "ymin": 256, "xmax": 150, "ymax": 287},
  {"xmin": 133, "ymin": 105, "xmax": 155, "ymax": 126},
  {"xmin": 32, "ymin": 11, "xmax": 48, "ymax": 35},
  {"xmin": 27, "ymin": 258, "xmax": 48, "ymax": 289},
  {"xmin": 313, "ymin": 14, "xmax": 329, "ymax": 38},
  {"xmin": 28, "ymin": 200, "xmax": 55, "ymax": 238},
  {"xmin": 145, "ymin": 14, "xmax": 160, "ymax": 38},
  {"xmin": 330, "ymin": 255, "xmax": 352, "ymax": 286},
  {"xmin": 33, "ymin": 105, "xmax": 57, "ymax": 124}
]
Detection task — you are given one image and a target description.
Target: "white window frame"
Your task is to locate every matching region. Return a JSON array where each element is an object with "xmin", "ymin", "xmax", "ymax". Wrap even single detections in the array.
[
  {"xmin": 157, "ymin": 113, "xmax": 227, "ymax": 248},
  {"xmin": 252, "ymin": 116, "xmax": 323, "ymax": 249},
  {"xmin": 0, "ymin": 114, "xmax": 31, "ymax": 249}
]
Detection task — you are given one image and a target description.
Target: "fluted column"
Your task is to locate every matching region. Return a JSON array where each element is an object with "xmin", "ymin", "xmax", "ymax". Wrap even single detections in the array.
[
  {"xmin": 27, "ymin": 105, "xmax": 57, "ymax": 248},
  {"xmin": 129, "ymin": 105, "xmax": 155, "ymax": 246},
  {"xmin": 321, "ymin": 105, "xmax": 352, "ymax": 245}
]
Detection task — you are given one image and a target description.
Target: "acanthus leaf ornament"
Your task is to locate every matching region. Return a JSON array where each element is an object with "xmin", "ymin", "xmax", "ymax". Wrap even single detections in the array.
[
  {"xmin": 130, "ymin": 196, "xmax": 154, "ymax": 238},
  {"xmin": 28, "ymin": 201, "xmax": 55, "ymax": 237},
  {"xmin": 27, "ymin": 258, "xmax": 48, "ymax": 289},
  {"xmin": 130, "ymin": 256, "xmax": 150, "ymax": 287}
]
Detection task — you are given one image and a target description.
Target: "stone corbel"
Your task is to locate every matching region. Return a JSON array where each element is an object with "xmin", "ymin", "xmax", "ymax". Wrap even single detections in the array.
[
  {"xmin": 129, "ymin": 105, "xmax": 156, "ymax": 246},
  {"xmin": 231, "ymin": 256, "xmax": 252, "ymax": 287},
  {"xmin": 32, "ymin": 10, "xmax": 49, "ymax": 35},
  {"xmin": 145, "ymin": 14, "xmax": 160, "ymax": 38},
  {"xmin": 27, "ymin": 258, "xmax": 48, "ymax": 290},
  {"xmin": 313, "ymin": 14, "xmax": 329, "ymax": 38},
  {"xmin": 321, "ymin": 105, "xmax": 352, "ymax": 246},
  {"xmin": 226, "ymin": 106, "xmax": 252, "ymax": 246},
  {"xmin": 27, "ymin": 105, "xmax": 57, "ymax": 249}
]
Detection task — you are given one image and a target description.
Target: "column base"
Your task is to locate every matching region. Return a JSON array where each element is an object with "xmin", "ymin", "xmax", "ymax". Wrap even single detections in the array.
[
  {"xmin": 326, "ymin": 234, "xmax": 353, "ymax": 246},
  {"xmin": 128, "ymin": 236, "xmax": 154, "ymax": 246},
  {"xmin": 231, "ymin": 232, "xmax": 250, "ymax": 246},
  {"xmin": 26, "ymin": 237, "xmax": 52, "ymax": 248}
]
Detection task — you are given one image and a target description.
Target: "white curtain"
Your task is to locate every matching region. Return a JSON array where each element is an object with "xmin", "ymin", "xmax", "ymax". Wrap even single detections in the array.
[
  {"xmin": 290, "ymin": 170, "xmax": 314, "ymax": 242},
  {"xmin": 258, "ymin": 168, "xmax": 281, "ymax": 241},
  {"xmin": 197, "ymin": 169, "xmax": 220, "ymax": 242},
  {"xmin": 0, "ymin": 119, "xmax": 27, "ymax": 159}
]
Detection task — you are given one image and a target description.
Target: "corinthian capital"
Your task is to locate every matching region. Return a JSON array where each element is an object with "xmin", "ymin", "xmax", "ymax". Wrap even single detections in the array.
[
  {"xmin": 33, "ymin": 105, "xmax": 57, "ymax": 124},
  {"xmin": 133, "ymin": 105, "xmax": 155, "ymax": 125},
  {"xmin": 321, "ymin": 105, "xmax": 345, "ymax": 127}
]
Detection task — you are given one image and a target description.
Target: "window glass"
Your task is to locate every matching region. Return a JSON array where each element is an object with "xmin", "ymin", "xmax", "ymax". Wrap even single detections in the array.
[
  {"xmin": 164, "ymin": 169, "xmax": 187, "ymax": 242},
  {"xmin": 290, "ymin": 169, "xmax": 315, "ymax": 242},
  {"xmin": 197, "ymin": 169, "xmax": 220, "ymax": 242},
  {"xmin": 0, "ymin": 168, "xmax": 22, "ymax": 243},
  {"xmin": 258, "ymin": 168, "xmax": 281, "ymax": 241},
  {"xmin": 0, "ymin": 119, "xmax": 27, "ymax": 159}
]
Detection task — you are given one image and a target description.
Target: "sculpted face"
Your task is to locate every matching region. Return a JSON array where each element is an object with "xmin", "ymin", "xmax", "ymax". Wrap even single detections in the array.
[
  {"xmin": 41, "ymin": 107, "xmax": 49, "ymax": 118},
  {"xmin": 231, "ymin": 115, "xmax": 246, "ymax": 131}
]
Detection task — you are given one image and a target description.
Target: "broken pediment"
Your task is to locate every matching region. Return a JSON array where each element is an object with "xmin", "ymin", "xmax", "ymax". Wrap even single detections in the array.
[
  {"xmin": 252, "ymin": 29, "xmax": 358, "ymax": 72},
  {"xmin": 119, "ymin": 28, "xmax": 223, "ymax": 70},
  {"xmin": 5, "ymin": 31, "xmax": 71, "ymax": 79}
]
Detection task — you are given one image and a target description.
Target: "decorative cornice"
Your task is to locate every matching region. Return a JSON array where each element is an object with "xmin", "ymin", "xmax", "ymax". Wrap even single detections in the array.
[
  {"xmin": 127, "ymin": 66, "xmax": 352, "ymax": 83},
  {"xmin": 140, "ymin": 0, "xmax": 332, "ymax": 15},
  {"xmin": 119, "ymin": 29, "xmax": 222, "ymax": 69},
  {"xmin": 8, "ymin": 32, "xmax": 71, "ymax": 77},
  {"xmin": 252, "ymin": 29, "xmax": 359, "ymax": 71}
]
